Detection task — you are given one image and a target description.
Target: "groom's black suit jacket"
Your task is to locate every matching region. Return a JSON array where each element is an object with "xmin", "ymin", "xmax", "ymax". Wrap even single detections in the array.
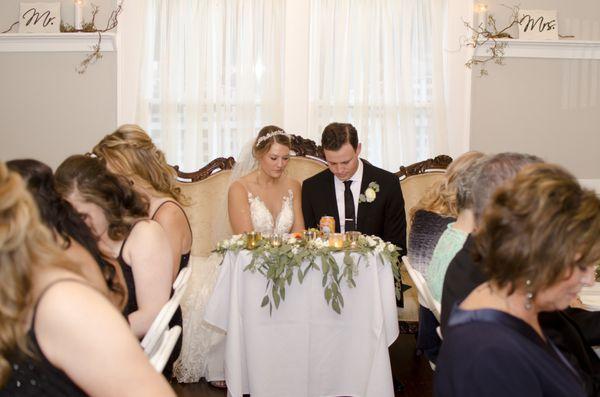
[{"xmin": 301, "ymin": 159, "xmax": 407, "ymax": 254}]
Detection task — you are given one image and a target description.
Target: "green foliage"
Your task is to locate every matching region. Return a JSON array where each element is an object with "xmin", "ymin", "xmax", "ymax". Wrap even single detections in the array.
[{"xmin": 216, "ymin": 233, "xmax": 401, "ymax": 315}]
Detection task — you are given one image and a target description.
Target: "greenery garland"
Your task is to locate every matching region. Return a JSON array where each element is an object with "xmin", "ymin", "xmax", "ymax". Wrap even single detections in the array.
[{"xmin": 215, "ymin": 233, "xmax": 401, "ymax": 315}]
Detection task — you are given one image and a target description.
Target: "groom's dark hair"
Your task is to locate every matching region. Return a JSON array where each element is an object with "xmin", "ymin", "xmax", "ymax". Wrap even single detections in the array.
[{"xmin": 321, "ymin": 123, "xmax": 359, "ymax": 151}]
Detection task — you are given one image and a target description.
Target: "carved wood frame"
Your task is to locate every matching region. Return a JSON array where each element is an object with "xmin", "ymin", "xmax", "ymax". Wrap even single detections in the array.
[
  {"xmin": 395, "ymin": 155, "xmax": 453, "ymax": 179},
  {"xmin": 174, "ymin": 134, "xmax": 326, "ymax": 182},
  {"xmin": 173, "ymin": 134, "xmax": 451, "ymax": 184}
]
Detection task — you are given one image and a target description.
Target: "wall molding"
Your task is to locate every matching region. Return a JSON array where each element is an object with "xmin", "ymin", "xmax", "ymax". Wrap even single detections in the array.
[
  {"xmin": 0, "ymin": 32, "xmax": 117, "ymax": 53},
  {"xmin": 476, "ymin": 39, "xmax": 600, "ymax": 60}
]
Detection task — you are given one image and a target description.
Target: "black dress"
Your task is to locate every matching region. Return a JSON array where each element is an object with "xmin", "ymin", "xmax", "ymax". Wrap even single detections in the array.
[
  {"xmin": 0, "ymin": 279, "xmax": 88, "ymax": 397},
  {"xmin": 150, "ymin": 201, "xmax": 192, "ymax": 379},
  {"xmin": 435, "ymin": 307, "xmax": 586, "ymax": 397}
]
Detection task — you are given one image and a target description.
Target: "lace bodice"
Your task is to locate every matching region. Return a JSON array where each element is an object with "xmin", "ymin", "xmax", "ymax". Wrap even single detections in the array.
[{"xmin": 248, "ymin": 189, "xmax": 294, "ymax": 235}]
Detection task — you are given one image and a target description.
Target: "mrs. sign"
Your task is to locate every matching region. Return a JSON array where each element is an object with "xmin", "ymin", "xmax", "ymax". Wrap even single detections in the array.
[
  {"xmin": 19, "ymin": 2, "xmax": 60, "ymax": 33},
  {"xmin": 518, "ymin": 10, "xmax": 558, "ymax": 40}
]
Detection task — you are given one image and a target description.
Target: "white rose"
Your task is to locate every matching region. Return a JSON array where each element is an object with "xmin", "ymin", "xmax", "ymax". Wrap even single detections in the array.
[
  {"xmin": 387, "ymin": 243, "xmax": 396, "ymax": 252},
  {"xmin": 366, "ymin": 236, "xmax": 377, "ymax": 247},
  {"xmin": 365, "ymin": 187, "xmax": 376, "ymax": 202}
]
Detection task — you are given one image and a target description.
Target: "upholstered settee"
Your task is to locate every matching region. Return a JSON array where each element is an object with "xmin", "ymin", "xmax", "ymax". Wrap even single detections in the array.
[{"xmin": 173, "ymin": 135, "xmax": 451, "ymax": 327}]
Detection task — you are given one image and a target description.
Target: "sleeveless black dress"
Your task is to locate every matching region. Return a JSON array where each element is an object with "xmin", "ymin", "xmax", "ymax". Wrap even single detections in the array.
[
  {"xmin": 151, "ymin": 201, "xmax": 192, "ymax": 379},
  {"xmin": 0, "ymin": 279, "xmax": 89, "ymax": 397},
  {"xmin": 118, "ymin": 202, "xmax": 192, "ymax": 379}
]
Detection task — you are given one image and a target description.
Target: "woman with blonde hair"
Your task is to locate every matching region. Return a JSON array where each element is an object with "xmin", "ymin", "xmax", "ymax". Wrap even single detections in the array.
[
  {"xmin": 92, "ymin": 124, "xmax": 192, "ymax": 279},
  {"xmin": 0, "ymin": 162, "xmax": 175, "ymax": 397},
  {"xmin": 406, "ymin": 151, "xmax": 484, "ymax": 363},
  {"xmin": 407, "ymin": 151, "xmax": 485, "ymax": 274}
]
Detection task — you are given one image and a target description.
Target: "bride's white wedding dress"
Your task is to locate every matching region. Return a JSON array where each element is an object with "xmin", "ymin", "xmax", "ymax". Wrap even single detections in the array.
[
  {"xmin": 173, "ymin": 188, "xmax": 295, "ymax": 383},
  {"xmin": 248, "ymin": 189, "xmax": 295, "ymax": 235}
]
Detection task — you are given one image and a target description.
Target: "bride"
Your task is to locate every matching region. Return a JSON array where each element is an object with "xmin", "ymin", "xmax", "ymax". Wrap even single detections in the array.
[
  {"xmin": 173, "ymin": 126, "xmax": 304, "ymax": 388},
  {"xmin": 228, "ymin": 125, "xmax": 305, "ymax": 234}
]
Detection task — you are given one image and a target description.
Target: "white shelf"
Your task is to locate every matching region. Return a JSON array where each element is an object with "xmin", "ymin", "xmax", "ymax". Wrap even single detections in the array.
[
  {"xmin": 0, "ymin": 32, "xmax": 117, "ymax": 53},
  {"xmin": 475, "ymin": 39, "xmax": 600, "ymax": 60}
]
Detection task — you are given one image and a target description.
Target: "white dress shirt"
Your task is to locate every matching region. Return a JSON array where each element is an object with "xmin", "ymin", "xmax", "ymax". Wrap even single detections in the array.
[{"xmin": 334, "ymin": 159, "xmax": 364, "ymax": 233}]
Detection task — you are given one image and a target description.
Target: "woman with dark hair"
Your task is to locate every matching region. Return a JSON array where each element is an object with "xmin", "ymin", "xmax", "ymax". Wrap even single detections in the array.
[
  {"xmin": 435, "ymin": 163, "xmax": 600, "ymax": 396},
  {"xmin": 0, "ymin": 162, "xmax": 176, "ymax": 397},
  {"xmin": 6, "ymin": 159, "xmax": 125, "ymax": 309},
  {"xmin": 55, "ymin": 155, "xmax": 173, "ymax": 339}
]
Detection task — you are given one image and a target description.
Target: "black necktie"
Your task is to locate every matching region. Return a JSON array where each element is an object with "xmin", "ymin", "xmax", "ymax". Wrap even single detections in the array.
[{"xmin": 344, "ymin": 180, "xmax": 356, "ymax": 232}]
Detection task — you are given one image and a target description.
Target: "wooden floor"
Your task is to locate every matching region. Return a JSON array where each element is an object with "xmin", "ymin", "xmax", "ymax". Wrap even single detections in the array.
[{"xmin": 172, "ymin": 333, "xmax": 434, "ymax": 397}]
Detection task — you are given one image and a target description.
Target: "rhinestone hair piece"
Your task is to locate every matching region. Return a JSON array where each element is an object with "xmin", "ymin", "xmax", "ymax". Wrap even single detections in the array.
[{"xmin": 255, "ymin": 130, "xmax": 288, "ymax": 147}]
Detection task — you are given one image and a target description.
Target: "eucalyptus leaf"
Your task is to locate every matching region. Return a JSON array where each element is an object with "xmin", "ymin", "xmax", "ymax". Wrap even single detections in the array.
[{"xmin": 261, "ymin": 295, "xmax": 270, "ymax": 307}]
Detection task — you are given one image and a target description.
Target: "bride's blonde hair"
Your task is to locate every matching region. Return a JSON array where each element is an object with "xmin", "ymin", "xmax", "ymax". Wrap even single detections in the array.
[
  {"xmin": 0, "ymin": 163, "xmax": 78, "ymax": 386},
  {"xmin": 92, "ymin": 124, "xmax": 188, "ymax": 205}
]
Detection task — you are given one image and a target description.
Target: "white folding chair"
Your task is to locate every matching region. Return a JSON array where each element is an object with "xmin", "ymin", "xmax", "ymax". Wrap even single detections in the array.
[
  {"xmin": 149, "ymin": 326, "xmax": 182, "ymax": 373},
  {"xmin": 402, "ymin": 256, "xmax": 441, "ymax": 322},
  {"xmin": 141, "ymin": 285, "xmax": 186, "ymax": 355},
  {"xmin": 172, "ymin": 266, "xmax": 192, "ymax": 292}
]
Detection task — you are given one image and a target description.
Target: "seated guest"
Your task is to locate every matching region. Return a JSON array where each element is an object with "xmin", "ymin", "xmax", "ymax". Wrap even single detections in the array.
[
  {"xmin": 440, "ymin": 154, "xmax": 600, "ymax": 396},
  {"xmin": 407, "ymin": 151, "xmax": 483, "ymax": 362},
  {"xmin": 425, "ymin": 154, "xmax": 482, "ymax": 302},
  {"xmin": 55, "ymin": 155, "xmax": 173, "ymax": 338},
  {"xmin": 440, "ymin": 152, "xmax": 542, "ymax": 330},
  {"xmin": 408, "ymin": 151, "xmax": 483, "ymax": 274},
  {"xmin": 92, "ymin": 124, "xmax": 192, "ymax": 379},
  {"xmin": 6, "ymin": 159, "xmax": 125, "ymax": 309},
  {"xmin": 435, "ymin": 163, "xmax": 600, "ymax": 397},
  {"xmin": 0, "ymin": 162, "xmax": 175, "ymax": 397},
  {"xmin": 93, "ymin": 125, "xmax": 192, "ymax": 279}
]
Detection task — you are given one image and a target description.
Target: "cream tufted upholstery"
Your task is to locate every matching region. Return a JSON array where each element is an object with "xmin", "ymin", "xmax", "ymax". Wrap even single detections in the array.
[
  {"xmin": 176, "ymin": 156, "xmax": 327, "ymax": 257},
  {"xmin": 400, "ymin": 172, "xmax": 447, "ymax": 236}
]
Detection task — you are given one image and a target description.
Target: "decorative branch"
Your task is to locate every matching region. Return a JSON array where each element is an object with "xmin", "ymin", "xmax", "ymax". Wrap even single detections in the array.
[
  {"xmin": 464, "ymin": 4, "xmax": 520, "ymax": 77},
  {"xmin": 1, "ymin": 21, "xmax": 19, "ymax": 34}
]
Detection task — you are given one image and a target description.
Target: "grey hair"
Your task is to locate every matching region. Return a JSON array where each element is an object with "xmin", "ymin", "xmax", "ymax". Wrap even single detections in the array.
[
  {"xmin": 455, "ymin": 155, "xmax": 490, "ymax": 211},
  {"xmin": 472, "ymin": 152, "xmax": 544, "ymax": 223}
]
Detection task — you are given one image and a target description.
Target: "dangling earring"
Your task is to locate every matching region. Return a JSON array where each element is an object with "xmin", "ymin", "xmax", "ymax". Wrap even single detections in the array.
[{"xmin": 524, "ymin": 279, "xmax": 533, "ymax": 310}]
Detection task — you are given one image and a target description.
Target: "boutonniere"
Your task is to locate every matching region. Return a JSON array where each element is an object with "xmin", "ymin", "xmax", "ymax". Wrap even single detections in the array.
[{"xmin": 359, "ymin": 182, "xmax": 380, "ymax": 203}]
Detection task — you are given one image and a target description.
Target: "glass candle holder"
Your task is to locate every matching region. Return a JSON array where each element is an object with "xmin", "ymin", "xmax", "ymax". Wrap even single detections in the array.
[
  {"xmin": 270, "ymin": 234, "xmax": 282, "ymax": 247},
  {"xmin": 328, "ymin": 233, "xmax": 344, "ymax": 249},
  {"xmin": 246, "ymin": 231, "xmax": 261, "ymax": 250},
  {"xmin": 345, "ymin": 231, "xmax": 361, "ymax": 248},
  {"xmin": 303, "ymin": 230, "xmax": 317, "ymax": 241}
]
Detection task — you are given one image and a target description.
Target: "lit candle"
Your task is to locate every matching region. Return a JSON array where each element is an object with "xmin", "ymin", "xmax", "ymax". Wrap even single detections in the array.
[
  {"xmin": 474, "ymin": 3, "xmax": 488, "ymax": 30},
  {"xmin": 74, "ymin": 0, "xmax": 83, "ymax": 30},
  {"xmin": 329, "ymin": 233, "xmax": 344, "ymax": 249}
]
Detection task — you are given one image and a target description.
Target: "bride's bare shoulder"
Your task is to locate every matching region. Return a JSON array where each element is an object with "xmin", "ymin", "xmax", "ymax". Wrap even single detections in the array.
[
  {"xmin": 283, "ymin": 175, "xmax": 301, "ymax": 191},
  {"xmin": 228, "ymin": 180, "xmax": 248, "ymax": 196}
]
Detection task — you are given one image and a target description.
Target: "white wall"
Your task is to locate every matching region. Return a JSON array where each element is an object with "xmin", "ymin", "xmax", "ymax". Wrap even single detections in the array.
[{"xmin": 0, "ymin": 0, "xmax": 118, "ymax": 169}]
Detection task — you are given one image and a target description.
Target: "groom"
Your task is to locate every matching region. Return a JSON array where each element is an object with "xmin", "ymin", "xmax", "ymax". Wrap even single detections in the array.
[{"xmin": 302, "ymin": 122, "xmax": 407, "ymax": 255}]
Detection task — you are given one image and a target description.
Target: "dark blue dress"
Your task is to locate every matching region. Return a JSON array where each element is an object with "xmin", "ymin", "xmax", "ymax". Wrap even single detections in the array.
[{"xmin": 435, "ymin": 307, "xmax": 586, "ymax": 397}]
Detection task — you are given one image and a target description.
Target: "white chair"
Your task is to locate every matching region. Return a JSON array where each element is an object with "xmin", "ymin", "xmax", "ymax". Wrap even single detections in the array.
[
  {"xmin": 141, "ymin": 284, "xmax": 186, "ymax": 355},
  {"xmin": 149, "ymin": 326, "xmax": 182, "ymax": 373},
  {"xmin": 172, "ymin": 266, "xmax": 192, "ymax": 292},
  {"xmin": 402, "ymin": 256, "xmax": 441, "ymax": 322}
]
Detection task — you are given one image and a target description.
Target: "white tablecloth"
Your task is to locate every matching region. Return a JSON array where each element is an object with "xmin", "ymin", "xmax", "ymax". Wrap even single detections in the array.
[{"xmin": 204, "ymin": 250, "xmax": 399, "ymax": 397}]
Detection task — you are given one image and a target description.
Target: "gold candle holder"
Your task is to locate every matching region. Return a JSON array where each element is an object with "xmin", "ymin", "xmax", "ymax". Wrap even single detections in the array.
[
  {"xmin": 246, "ymin": 231, "xmax": 261, "ymax": 250},
  {"xmin": 303, "ymin": 230, "xmax": 317, "ymax": 241},
  {"xmin": 270, "ymin": 234, "xmax": 282, "ymax": 247},
  {"xmin": 329, "ymin": 233, "xmax": 344, "ymax": 249},
  {"xmin": 345, "ymin": 231, "xmax": 361, "ymax": 248}
]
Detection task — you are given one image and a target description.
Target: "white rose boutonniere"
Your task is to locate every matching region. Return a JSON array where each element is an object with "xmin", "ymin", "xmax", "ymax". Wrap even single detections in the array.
[{"xmin": 359, "ymin": 182, "xmax": 380, "ymax": 203}]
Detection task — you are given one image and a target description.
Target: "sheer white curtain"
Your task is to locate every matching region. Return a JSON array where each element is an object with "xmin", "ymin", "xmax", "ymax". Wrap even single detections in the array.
[
  {"xmin": 308, "ymin": 0, "xmax": 448, "ymax": 171},
  {"xmin": 137, "ymin": 0, "xmax": 285, "ymax": 171}
]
